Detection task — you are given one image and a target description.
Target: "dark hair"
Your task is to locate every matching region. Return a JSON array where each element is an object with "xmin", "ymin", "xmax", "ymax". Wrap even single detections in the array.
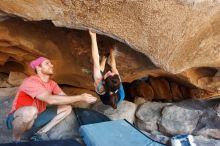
[
  {"xmin": 104, "ymin": 74, "xmax": 120, "ymax": 92},
  {"xmin": 103, "ymin": 74, "xmax": 121, "ymax": 109},
  {"xmin": 109, "ymin": 92, "xmax": 119, "ymax": 109}
]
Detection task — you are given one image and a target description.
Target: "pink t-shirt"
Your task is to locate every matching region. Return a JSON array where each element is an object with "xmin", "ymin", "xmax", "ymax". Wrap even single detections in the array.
[{"xmin": 10, "ymin": 75, "xmax": 63, "ymax": 113}]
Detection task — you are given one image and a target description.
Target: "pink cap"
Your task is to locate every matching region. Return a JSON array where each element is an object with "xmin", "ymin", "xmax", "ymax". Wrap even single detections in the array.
[{"xmin": 30, "ymin": 57, "xmax": 47, "ymax": 70}]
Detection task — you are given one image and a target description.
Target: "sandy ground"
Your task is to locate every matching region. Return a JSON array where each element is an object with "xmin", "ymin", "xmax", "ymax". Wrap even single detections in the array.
[{"xmin": 0, "ymin": 96, "xmax": 13, "ymax": 143}]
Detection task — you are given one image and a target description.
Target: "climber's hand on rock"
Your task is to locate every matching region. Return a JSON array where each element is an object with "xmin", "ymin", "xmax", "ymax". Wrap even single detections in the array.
[{"xmin": 89, "ymin": 30, "xmax": 96, "ymax": 38}]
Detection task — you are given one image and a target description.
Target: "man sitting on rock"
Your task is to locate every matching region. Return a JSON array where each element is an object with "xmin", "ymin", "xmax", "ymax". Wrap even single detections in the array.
[
  {"xmin": 89, "ymin": 30, "xmax": 125, "ymax": 109},
  {"xmin": 6, "ymin": 57, "xmax": 97, "ymax": 142}
]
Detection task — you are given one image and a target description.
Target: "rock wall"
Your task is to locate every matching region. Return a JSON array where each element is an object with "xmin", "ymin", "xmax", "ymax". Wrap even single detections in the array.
[
  {"xmin": 0, "ymin": 18, "xmax": 154, "ymax": 90},
  {"xmin": 0, "ymin": 0, "xmax": 220, "ymax": 71}
]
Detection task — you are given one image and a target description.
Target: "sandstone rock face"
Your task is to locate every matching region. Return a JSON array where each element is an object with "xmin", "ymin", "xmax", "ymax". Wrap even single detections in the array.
[
  {"xmin": 1, "ymin": 1, "xmax": 220, "ymax": 142},
  {"xmin": 0, "ymin": 18, "xmax": 154, "ymax": 90},
  {"xmin": 0, "ymin": 73, "xmax": 12, "ymax": 88},
  {"xmin": 123, "ymin": 76, "xmax": 195, "ymax": 102},
  {"xmin": 7, "ymin": 72, "xmax": 27, "ymax": 86},
  {"xmin": 1, "ymin": 0, "xmax": 220, "ymax": 73},
  {"xmin": 0, "ymin": 1, "xmax": 219, "ymax": 94}
]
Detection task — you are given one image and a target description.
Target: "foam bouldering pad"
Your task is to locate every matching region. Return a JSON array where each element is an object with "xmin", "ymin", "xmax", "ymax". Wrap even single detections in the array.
[
  {"xmin": 79, "ymin": 120, "xmax": 165, "ymax": 146},
  {"xmin": 74, "ymin": 108, "xmax": 111, "ymax": 126},
  {"xmin": 0, "ymin": 139, "xmax": 82, "ymax": 146}
]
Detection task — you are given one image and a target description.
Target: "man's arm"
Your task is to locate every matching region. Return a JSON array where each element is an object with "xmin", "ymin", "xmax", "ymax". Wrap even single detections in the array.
[{"xmin": 36, "ymin": 92, "xmax": 97, "ymax": 105}]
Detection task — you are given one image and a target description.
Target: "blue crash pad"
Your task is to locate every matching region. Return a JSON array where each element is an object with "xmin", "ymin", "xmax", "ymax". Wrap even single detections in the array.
[
  {"xmin": 0, "ymin": 139, "xmax": 82, "ymax": 146},
  {"xmin": 79, "ymin": 120, "xmax": 165, "ymax": 146}
]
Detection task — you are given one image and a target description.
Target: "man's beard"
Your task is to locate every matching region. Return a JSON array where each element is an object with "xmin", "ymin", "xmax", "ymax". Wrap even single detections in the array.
[{"xmin": 42, "ymin": 69, "xmax": 54, "ymax": 76}]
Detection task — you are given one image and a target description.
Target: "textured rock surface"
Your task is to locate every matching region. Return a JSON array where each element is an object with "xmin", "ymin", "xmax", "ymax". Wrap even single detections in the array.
[
  {"xmin": 7, "ymin": 72, "xmax": 27, "ymax": 86},
  {"xmin": 0, "ymin": 0, "xmax": 220, "ymax": 72},
  {"xmin": 1, "ymin": 0, "xmax": 220, "ymax": 143},
  {"xmin": 134, "ymin": 97, "xmax": 147, "ymax": 106},
  {"xmin": 194, "ymin": 136, "xmax": 220, "ymax": 146},
  {"xmin": 92, "ymin": 101, "xmax": 137, "ymax": 123},
  {"xmin": 1, "ymin": 93, "xmax": 220, "ymax": 143},
  {"xmin": 135, "ymin": 99, "xmax": 220, "ymax": 138},
  {"xmin": 0, "ymin": 87, "xmax": 18, "ymax": 97},
  {"xmin": 47, "ymin": 112, "xmax": 80, "ymax": 140},
  {"xmin": 123, "ymin": 76, "xmax": 201, "ymax": 102},
  {"xmin": 159, "ymin": 104, "xmax": 203, "ymax": 135},
  {"xmin": 0, "ymin": 96, "xmax": 14, "ymax": 143},
  {"xmin": 0, "ymin": 1, "xmax": 220, "ymax": 94},
  {"xmin": 0, "ymin": 18, "xmax": 154, "ymax": 90},
  {"xmin": 135, "ymin": 102, "xmax": 170, "ymax": 132},
  {"xmin": 194, "ymin": 106, "xmax": 220, "ymax": 139}
]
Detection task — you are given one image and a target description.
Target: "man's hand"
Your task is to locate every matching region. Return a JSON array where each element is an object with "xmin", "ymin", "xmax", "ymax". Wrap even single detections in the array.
[
  {"xmin": 89, "ymin": 30, "xmax": 96, "ymax": 38},
  {"xmin": 80, "ymin": 93, "xmax": 97, "ymax": 103}
]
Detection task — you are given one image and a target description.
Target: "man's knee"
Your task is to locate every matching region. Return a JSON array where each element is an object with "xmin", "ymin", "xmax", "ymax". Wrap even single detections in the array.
[{"xmin": 20, "ymin": 107, "xmax": 38, "ymax": 123}]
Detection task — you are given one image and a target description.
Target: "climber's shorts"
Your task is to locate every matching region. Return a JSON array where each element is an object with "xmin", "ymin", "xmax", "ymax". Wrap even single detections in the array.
[{"xmin": 6, "ymin": 106, "xmax": 57, "ymax": 130}]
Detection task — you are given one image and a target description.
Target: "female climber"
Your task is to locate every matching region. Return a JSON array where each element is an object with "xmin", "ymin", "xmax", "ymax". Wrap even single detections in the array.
[{"xmin": 89, "ymin": 30, "xmax": 125, "ymax": 109}]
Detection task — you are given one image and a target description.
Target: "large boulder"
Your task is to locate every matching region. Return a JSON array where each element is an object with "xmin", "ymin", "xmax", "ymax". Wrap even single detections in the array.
[
  {"xmin": 193, "ymin": 102, "xmax": 220, "ymax": 139},
  {"xmin": 135, "ymin": 102, "xmax": 170, "ymax": 132},
  {"xmin": 47, "ymin": 112, "xmax": 80, "ymax": 140},
  {"xmin": 159, "ymin": 104, "xmax": 203, "ymax": 135},
  {"xmin": 156, "ymin": 99, "xmax": 220, "ymax": 138},
  {"xmin": 92, "ymin": 101, "xmax": 137, "ymax": 123}
]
